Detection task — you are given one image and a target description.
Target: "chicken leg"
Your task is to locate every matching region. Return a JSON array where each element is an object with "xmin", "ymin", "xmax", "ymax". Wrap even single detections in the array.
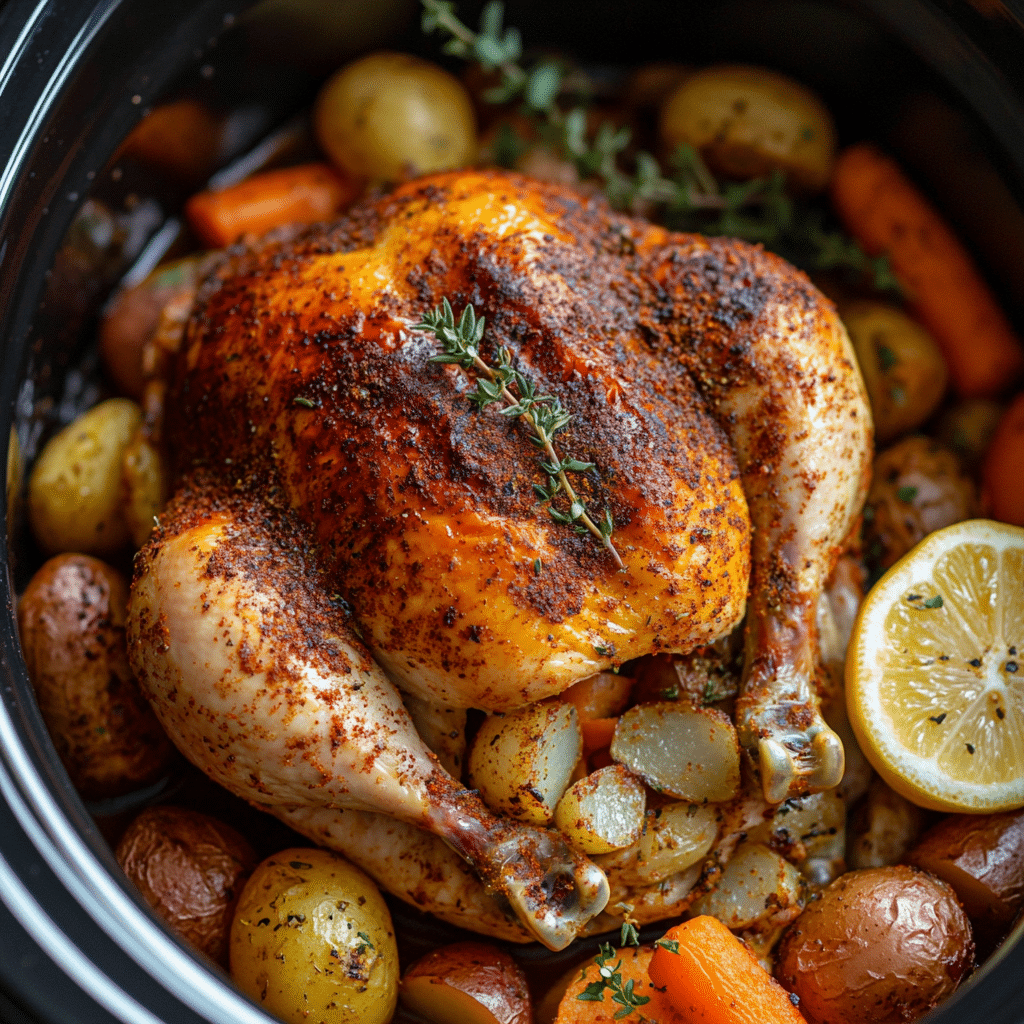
[
  {"xmin": 126, "ymin": 482, "xmax": 609, "ymax": 950},
  {"xmin": 639, "ymin": 235, "xmax": 872, "ymax": 801}
]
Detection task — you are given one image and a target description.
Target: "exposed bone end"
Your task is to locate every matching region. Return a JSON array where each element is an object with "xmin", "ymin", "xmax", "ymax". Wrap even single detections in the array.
[
  {"xmin": 758, "ymin": 722, "xmax": 845, "ymax": 805},
  {"xmin": 482, "ymin": 829, "xmax": 610, "ymax": 951}
]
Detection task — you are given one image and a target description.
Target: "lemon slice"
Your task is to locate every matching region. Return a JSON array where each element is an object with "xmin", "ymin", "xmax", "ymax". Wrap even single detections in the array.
[{"xmin": 847, "ymin": 519, "xmax": 1024, "ymax": 813}]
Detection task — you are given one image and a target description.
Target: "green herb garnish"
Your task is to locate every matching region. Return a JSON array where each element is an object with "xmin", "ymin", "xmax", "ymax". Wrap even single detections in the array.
[
  {"xmin": 411, "ymin": 298, "xmax": 622, "ymax": 567},
  {"xmin": 575, "ymin": 942, "xmax": 652, "ymax": 1018},
  {"xmin": 421, "ymin": 0, "xmax": 899, "ymax": 293}
]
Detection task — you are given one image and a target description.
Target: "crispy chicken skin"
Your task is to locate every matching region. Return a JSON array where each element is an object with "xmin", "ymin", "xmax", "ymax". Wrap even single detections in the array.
[
  {"xmin": 165, "ymin": 171, "xmax": 751, "ymax": 710},
  {"xmin": 128, "ymin": 169, "xmax": 871, "ymax": 945}
]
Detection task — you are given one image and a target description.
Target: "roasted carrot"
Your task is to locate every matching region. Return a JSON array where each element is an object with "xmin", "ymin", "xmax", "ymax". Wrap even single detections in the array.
[
  {"xmin": 830, "ymin": 143, "xmax": 1024, "ymax": 399},
  {"xmin": 185, "ymin": 162, "xmax": 360, "ymax": 247},
  {"xmin": 982, "ymin": 391, "xmax": 1024, "ymax": 526},
  {"xmin": 648, "ymin": 916, "xmax": 806, "ymax": 1024},
  {"xmin": 554, "ymin": 944, "xmax": 687, "ymax": 1024},
  {"xmin": 580, "ymin": 716, "xmax": 618, "ymax": 755}
]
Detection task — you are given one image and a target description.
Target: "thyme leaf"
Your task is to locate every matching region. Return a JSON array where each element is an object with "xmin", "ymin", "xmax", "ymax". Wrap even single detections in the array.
[
  {"xmin": 574, "ymin": 942, "xmax": 651, "ymax": 1018},
  {"xmin": 420, "ymin": 0, "xmax": 899, "ymax": 295},
  {"xmin": 411, "ymin": 298, "xmax": 623, "ymax": 568}
]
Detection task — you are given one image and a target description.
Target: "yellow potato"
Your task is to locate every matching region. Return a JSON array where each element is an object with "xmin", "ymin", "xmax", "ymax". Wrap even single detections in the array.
[
  {"xmin": 660, "ymin": 64, "xmax": 836, "ymax": 192},
  {"xmin": 841, "ymin": 300, "xmax": 949, "ymax": 443},
  {"xmin": 230, "ymin": 848, "xmax": 398, "ymax": 1024},
  {"xmin": 315, "ymin": 51, "xmax": 476, "ymax": 183},
  {"xmin": 632, "ymin": 801, "xmax": 719, "ymax": 885},
  {"xmin": 553, "ymin": 764, "xmax": 646, "ymax": 854},
  {"xmin": 690, "ymin": 841, "xmax": 804, "ymax": 929},
  {"xmin": 28, "ymin": 397, "xmax": 141, "ymax": 556},
  {"xmin": 467, "ymin": 702, "xmax": 582, "ymax": 825},
  {"xmin": 121, "ymin": 429, "xmax": 167, "ymax": 550},
  {"xmin": 610, "ymin": 702, "xmax": 740, "ymax": 802}
]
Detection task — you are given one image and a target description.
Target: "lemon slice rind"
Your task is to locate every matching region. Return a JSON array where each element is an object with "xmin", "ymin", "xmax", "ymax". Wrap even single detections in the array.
[{"xmin": 846, "ymin": 519, "xmax": 1024, "ymax": 814}]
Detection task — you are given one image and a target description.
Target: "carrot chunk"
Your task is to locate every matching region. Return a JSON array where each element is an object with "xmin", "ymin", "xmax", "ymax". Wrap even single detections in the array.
[
  {"xmin": 554, "ymin": 944, "xmax": 687, "ymax": 1024},
  {"xmin": 830, "ymin": 143, "xmax": 1024, "ymax": 399},
  {"xmin": 982, "ymin": 391, "xmax": 1024, "ymax": 526},
  {"xmin": 185, "ymin": 162, "xmax": 360, "ymax": 247},
  {"xmin": 648, "ymin": 916, "xmax": 806, "ymax": 1024},
  {"xmin": 580, "ymin": 716, "xmax": 618, "ymax": 755}
]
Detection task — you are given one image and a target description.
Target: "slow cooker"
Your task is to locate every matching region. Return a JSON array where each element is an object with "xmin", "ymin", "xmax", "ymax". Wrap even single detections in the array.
[{"xmin": 2, "ymin": 0, "xmax": 1024, "ymax": 1021}]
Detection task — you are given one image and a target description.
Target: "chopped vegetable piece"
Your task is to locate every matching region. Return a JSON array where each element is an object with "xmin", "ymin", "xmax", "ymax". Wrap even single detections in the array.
[
  {"xmin": 830, "ymin": 144, "xmax": 1024, "ymax": 399},
  {"xmin": 648, "ymin": 916, "xmax": 806, "ymax": 1023},
  {"xmin": 185, "ymin": 162, "xmax": 359, "ymax": 247}
]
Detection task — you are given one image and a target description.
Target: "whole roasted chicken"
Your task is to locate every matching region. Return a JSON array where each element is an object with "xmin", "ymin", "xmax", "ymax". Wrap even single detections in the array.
[{"xmin": 127, "ymin": 169, "xmax": 871, "ymax": 949}]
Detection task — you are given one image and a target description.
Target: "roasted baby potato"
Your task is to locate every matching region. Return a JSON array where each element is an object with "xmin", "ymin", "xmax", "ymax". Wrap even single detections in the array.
[
  {"xmin": 399, "ymin": 941, "xmax": 532, "ymax": 1024},
  {"xmin": 17, "ymin": 554, "xmax": 174, "ymax": 799},
  {"xmin": 775, "ymin": 865, "xmax": 974, "ymax": 1024},
  {"xmin": 468, "ymin": 702, "xmax": 582, "ymax": 825},
  {"xmin": 841, "ymin": 300, "xmax": 948, "ymax": 444},
  {"xmin": 690, "ymin": 841, "xmax": 804, "ymax": 929},
  {"xmin": 610, "ymin": 702, "xmax": 740, "ymax": 802},
  {"xmin": 937, "ymin": 398, "xmax": 1005, "ymax": 463},
  {"xmin": 230, "ymin": 848, "xmax": 398, "ymax": 1024},
  {"xmin": 120, "ymin": 430, "xmax": 167, "ymax": 551},
  {"xmin": 863, "ymin": 436, "xmax": 979, "ymax": 569},
  {"xmin": 905, "ymin": 808, "xmax": 1024, "ymax": 934},
  {"xmin": 659, "ymin": 64, "xmax": 836, "ymax": 192},
  {"xmin": 315, "ymin": 52, "xmax": 476, "ymax": 183},
  {"xmin": 116, "ymin": 805, "xmax": 257, "ymax": 966},
  {"xmin": 553, "ymin": 764, "xmax": 646, "ymax": 854},
  {"xmin": 28, "ymin": 397, "xmax": 142, "ymax": 557}
]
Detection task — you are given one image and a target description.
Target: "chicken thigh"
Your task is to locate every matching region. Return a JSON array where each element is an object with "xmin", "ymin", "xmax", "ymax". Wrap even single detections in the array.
[{"xmin": 127, "ymin": 169, "xmax": 870, "ymax": 946}]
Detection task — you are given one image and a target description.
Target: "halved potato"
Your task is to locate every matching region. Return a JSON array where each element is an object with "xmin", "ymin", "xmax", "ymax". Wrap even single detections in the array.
[
  {"xmin": 28, "ymin": 397, "xmax": 142, "ymax": 556},
  {"xmin": 634, "ymin": 801, "xmax": 719, "ymax": 884},
  {"xmin": 610, "ymin": 702, "xmax": 740, "ymax": 802},
  {"xmin": 553, "ymin": 764, "xmax": 646, "ymax": 854},
  {"xmin": 399, "ymin": 941, "xmax": 532, "ymax": 1024},
  {"xmin": 468, "ymin": 702, "xmax": 582, "ymax": 824},
  {"xmin": 659, "ymin": 64, "xmax": 836, "ymax": 192},
  {"xmin": 690, "ymin": 841, "xmax": 804, "ymax": 929}
]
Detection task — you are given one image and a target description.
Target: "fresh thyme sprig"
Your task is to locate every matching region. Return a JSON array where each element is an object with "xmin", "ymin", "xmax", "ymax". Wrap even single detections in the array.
[
  {"xmin": 575, "ymin": 942, "xmax": 652, "ymax": 1019},
  {"xmin": 420, "ymin": 0, "xmax": 899, "ymax": 294},
  {"xmin": 410, "ymin": 298, "xmax": 623, "ymax": 569}
]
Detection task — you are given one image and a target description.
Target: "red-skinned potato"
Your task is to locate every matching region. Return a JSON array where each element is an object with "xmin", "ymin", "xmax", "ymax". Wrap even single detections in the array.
[
  {"xmin": 17, "ymin": 554, "xmax": 175, "ymax": 799},
  {"xmin": 116, "ymin": 805, "xmax": 258, "ymax": 967},
  {"xmin": 775, "ymin": 865, "xmax": 974, "ymax": 1024},
  {"xmin": 905, "ymin": 809, "xmax": 1024, "ymax": 933},
  {"xmin": 399, "ymin": 941, "xmax": 532, "ymax": 1024}
]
